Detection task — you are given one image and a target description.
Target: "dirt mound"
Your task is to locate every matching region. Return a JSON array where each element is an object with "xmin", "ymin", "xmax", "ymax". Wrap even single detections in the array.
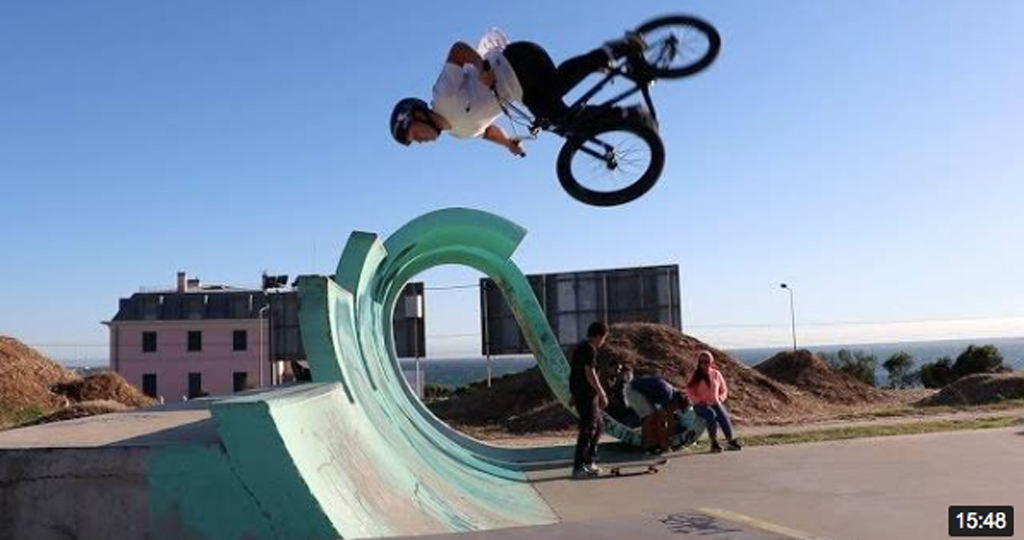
[
  {"xmin": 919, "ymin": 372, "xmax": 1024, "ymax": 406},
  {"xmin": 755, "ymin": 349, "xmax": 890, "ymax": 405},
  {"xmin": 32, "ymin": 400, "xmax": 130, "ymax": 425},
  {"xmin": 53, "ymin": 372, "xmax": 157, "ymax": 409},
  {"xmin": 0, "ymin": 336, "xmax": 78, "ymax": 418},
  {"xmin": 1, "ymin": 336, "xmax": 157, "ymax": 429},
  {"xmin": 596, "ymin": 323, "xmax": 809, "ymax": 423},
  {"xmin": 429, "ymin": 367, "xmax": 575, "ymax": 433},
  {"xmin": 429, "ymin": 323, "xmax": 824, "ymax": 432}
]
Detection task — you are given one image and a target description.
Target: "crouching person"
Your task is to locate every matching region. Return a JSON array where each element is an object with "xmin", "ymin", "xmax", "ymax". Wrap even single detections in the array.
[{"xmin": 623, "ymin": 369, "xmax": 689, "ymax": 453}]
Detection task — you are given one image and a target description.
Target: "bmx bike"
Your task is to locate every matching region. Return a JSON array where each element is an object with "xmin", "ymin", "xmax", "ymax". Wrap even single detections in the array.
[{"xmin": 499, "ymin": 15, "xmax": 721, "ymax": 207}]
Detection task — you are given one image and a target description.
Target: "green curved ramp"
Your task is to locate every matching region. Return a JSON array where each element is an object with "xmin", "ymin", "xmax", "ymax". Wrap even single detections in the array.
[
  {"xmin": 149, "ymin": 208, "xmax": 670, "ymax": 539},
  {"xmin": 307, "ymin": 208, "xmax": 647, "ymax": 454}
]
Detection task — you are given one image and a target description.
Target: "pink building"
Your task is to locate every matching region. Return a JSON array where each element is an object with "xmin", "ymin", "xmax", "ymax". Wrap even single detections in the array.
[
  {"xmin": 107, "ymin": 272, "xmax": 426, "ymax": 403},
  {"xmin": 105, "ymin": 272, "xmax": 278, "ymax": 403}
]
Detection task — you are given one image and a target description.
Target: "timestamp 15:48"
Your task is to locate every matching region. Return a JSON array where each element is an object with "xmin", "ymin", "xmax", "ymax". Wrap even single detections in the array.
[{"xmin": 948, "ymin": 506, "xmax": 1013, "ymax": 537}]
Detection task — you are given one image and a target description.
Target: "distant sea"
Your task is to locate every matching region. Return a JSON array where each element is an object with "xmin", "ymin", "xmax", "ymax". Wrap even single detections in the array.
[
  {"xmin": 402, "ymin": 336, "xmax": 1024, "ymax": 389},
  {"xmin": 65, "ymin": 336, "xmax": 1024, "ymax": 389},
  {"xmin": 727, "ymin": 336, "xmax": 1024, "ymax": 370}
]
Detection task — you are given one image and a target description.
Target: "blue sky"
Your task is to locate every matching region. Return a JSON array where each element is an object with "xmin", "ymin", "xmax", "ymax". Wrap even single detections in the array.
[{"xmin": 2, "ymin": 1, "xmax": 1022, "ymax": 360}]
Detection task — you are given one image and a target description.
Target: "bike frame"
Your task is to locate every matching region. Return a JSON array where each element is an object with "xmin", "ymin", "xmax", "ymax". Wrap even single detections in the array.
[
  {"xmin": 563, "ymin": 61, "xmax": 660, "ymax": 128},
  {"xmin": 499, "ymin": 54, "xmax": 662, "ymax": 139}
]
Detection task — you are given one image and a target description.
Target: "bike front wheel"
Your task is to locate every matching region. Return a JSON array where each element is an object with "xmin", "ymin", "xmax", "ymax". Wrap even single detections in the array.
[
  {"xmin": 556, "ymin": 120, "xmax": 665, "ymax": 207},
  {"xmin": 635, "ymin": 15, "xmax": 721, "ymax": 79}
]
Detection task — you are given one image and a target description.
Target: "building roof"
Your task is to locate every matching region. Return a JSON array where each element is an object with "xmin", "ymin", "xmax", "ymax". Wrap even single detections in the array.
[
  {"xmin": 139, "ymin": 284, "xmax": 256, "ymax": 294},
  {"xmin": 110, "ymin": 290, "xmax": 272, "ymax": 322}
]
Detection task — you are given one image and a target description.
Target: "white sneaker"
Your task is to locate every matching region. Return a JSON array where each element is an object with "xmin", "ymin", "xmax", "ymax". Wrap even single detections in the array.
[{"xmin": 584, "ymin": 463, "xmax": 603, "ymax": 475}]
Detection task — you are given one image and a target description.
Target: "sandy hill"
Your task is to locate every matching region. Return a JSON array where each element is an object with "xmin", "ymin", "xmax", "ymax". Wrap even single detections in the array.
[
  {"xmin": 920, "ymin": 372, "xmax": 1024, "ymax": 406},
  {"xmin": 0, "ymin": 336, "xmax": 78, "ymax": 417},
  {"xmin": 1, "ymin": 336, "xmax": 156, "ymax": 428},
  {"xmin": 429, "ymin": 323, "xmax": 855, "ymax": 433},
  {"xmin": 754, "ymin": 349, "xmax": 891, "ymax": 405},
  {"xmin": 54, "ymin": 372, "xmax": 156, "ymax": 409},
  {"xmin": 429, "ymin": 367, "xmax": 575, "ymax": 433},
  {"xmin": 596, "ymin": 323, "xmax": 819, "ymax": 422}
]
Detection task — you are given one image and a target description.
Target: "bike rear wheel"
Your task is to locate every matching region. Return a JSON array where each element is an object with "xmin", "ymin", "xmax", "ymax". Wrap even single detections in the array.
[
  {"xmin": 635, "ymin": 15, "xmax": 721, "ymax": 79},
  {"xmin": 556, "ymin": 119, "xmax": 665, "ymax": 207}
]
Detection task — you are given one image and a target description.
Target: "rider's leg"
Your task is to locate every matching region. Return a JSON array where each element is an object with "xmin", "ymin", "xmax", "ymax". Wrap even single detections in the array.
[
  {"xmin": 503, "ymin": 41, "xmax": 569, "ymax": 121},
  {"xmin": 550, "ymin": 36, "xmax": 646, "ymax": 96}
]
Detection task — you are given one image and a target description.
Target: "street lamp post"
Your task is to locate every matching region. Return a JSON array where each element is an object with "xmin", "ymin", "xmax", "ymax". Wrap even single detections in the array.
[
  {"xmin": 779, "ymin": 283, "xmax": 797, "ymax": 353},
  {"xmin": 258, "ymin": 304, "xmax": 269, "ymax": 387}
]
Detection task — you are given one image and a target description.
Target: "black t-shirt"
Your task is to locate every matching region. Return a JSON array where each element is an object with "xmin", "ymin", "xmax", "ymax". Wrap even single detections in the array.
[{"xmin": 569, "ymin": 340, "xmax": 598, "ymax": 399}]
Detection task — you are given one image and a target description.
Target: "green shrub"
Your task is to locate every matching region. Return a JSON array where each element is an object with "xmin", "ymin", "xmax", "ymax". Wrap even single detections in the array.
[
  {"xmin": 827, "ymin": 349, "xmax": 877, "ymax": 387},
  {"xmin": 952, "ymin": 344, "xmax": 1005, "ymax": 379},
  {"xmin": 918, "ymin": 357, "xmax": 955, "ymax": 388},
  {"xmin": 916, "ymin": 345, "xmax": 1006, "ymax": 389},
  {"xmin": 883, "ymin": 351, "xmax": 914, "ymax": 389}
]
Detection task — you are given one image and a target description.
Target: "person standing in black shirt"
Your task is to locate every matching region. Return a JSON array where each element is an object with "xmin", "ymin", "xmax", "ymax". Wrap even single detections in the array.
[{"xmin": 569, "ymin": 321, "xmax": 610, "ymax": 479}]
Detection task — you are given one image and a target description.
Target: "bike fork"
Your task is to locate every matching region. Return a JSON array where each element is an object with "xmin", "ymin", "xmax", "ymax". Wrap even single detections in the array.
[
  {"xmin": 640, "ymin": 84, "xmax": 658, "ymax": 122},
  {"xmin": 579, "ymin": 140, "xmax": 619, "ymax": 170}
]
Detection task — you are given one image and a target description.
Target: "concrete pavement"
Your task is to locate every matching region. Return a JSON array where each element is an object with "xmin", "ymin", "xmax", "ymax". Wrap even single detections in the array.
[
  {"xmin": 387, "ymin": 511, "xmax": 820, "ymax": 540},
  {"xmin": 530, "ymin": 427, "xmax": 1024, "ymax": 540}
]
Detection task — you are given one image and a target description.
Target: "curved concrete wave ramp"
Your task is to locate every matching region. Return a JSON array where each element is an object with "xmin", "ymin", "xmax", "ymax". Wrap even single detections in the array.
[{"xmin": 0, "ymin": 208, "xmax": 658, "ymax": 540}]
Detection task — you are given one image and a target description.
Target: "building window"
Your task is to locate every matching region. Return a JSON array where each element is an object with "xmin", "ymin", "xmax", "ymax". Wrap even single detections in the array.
[
  {"xmin": 142, "ymin": 373, "xmax": 157, "ymax": 398},
  {"xmin": 187, "ymin": 372, "xmax": 203, "ymax": 399},
  {"xmin": 142, "ymin": 332, "xmax": 157, "ymax": 353},
  {"xmin": 233, "ymin": 330, "xmax": 248, "ymax": 351},
  {"xmin": 233, "ymin": 372, "xmax": 249, "ymax": 393},
  {"xmin": 187, "ymin": 331, "xmax": 202, "ymax": 352}
]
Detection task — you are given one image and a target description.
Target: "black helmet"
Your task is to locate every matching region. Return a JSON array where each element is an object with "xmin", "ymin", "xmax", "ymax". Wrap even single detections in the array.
[{"xmin": 390, "ymin": 98, "xmax": 433, "ymax": 146}]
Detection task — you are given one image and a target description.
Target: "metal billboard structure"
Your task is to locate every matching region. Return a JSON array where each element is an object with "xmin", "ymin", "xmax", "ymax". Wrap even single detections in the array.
[
  {"xmin": 271, "ymin": 281, "xmax": 426, "ymax": 363},
  {"xmin": 480, "ymin": 264, "xmax": 681, "ymax": 356},
  {"xmin": 392, "ymin": 281, "xmax": 427, "ymax": 359}
]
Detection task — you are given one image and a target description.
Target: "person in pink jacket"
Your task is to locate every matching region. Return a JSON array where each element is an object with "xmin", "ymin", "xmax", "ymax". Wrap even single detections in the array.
[{"xmin": 685, "ymin": 350, "xmax": 742, "ymax": 453}]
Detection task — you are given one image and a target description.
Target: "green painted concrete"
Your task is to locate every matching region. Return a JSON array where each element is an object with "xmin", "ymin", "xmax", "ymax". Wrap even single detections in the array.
[
  {"xmin": 142, "ymin": 207, "xmax": 695, "ymax": 539},
  {"xmin": 323, "ymin": 208, "xmax": 651, "ymax": 452},
  {"xmin": 147, "ymin": 444, "xmax": 278, "ymax": 540}
]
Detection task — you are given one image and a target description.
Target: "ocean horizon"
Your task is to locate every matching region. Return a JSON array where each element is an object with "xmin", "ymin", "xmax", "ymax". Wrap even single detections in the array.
[{"xmin": 61, "ymin": 335, "xmax": 1024, "ymax": 389}]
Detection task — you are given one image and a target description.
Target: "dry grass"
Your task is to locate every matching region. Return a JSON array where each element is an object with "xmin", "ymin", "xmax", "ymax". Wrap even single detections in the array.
[
  {"xmin": 31, "ymin": 400, "xmax": 130, "ymax": 425},
  {"xmin": 0, "ymin": 336, "xmax": 77, "ymax": 415},
  {"xmin": 730, "ymin": 415, "xmax": 1024, "ymax": 448},
  {"xmin": 1, "ymin": 336, "xmax": 157, "ymax": 430},
  {"xmin": 53, "ymin": 372, "xmax": 157, "ymax": 409}
]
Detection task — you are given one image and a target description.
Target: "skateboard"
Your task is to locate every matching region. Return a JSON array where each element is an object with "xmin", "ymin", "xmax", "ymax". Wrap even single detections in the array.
[{"xmin": 606, "ymin": 457, "xmax": 669, "ymax": 477}]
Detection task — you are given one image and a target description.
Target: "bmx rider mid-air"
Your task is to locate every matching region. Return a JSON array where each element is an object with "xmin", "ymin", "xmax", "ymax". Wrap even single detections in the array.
[
  {"xmin": 386, "ymin": 16, "xmax": 720, "ymax": 207},
  {"xmin": 389, "ymin": 29, "xmax": 646, "ymax": 155}
]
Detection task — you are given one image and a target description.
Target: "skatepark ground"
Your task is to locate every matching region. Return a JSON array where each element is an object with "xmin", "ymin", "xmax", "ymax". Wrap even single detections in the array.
[
  {"xmin": 406, "ymin": 427, "xmax": 1024, "ymax": 540},
  {"xmin": 4, "ymin": 411, "xmax": 1019, "ymax": 540},
  {"xmin": 455, "ymin": 404, "xmax": 1024, "ymax": 448}
]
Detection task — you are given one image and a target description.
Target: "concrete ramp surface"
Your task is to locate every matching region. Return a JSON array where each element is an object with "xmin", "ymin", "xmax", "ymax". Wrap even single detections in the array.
[
  {"xmin": 178, "ymin": 208, "xmax": 575, "ymax": 539},
  {"xmin": 0, "ymin": 208, "xmax": 656, "ymax": 540}
]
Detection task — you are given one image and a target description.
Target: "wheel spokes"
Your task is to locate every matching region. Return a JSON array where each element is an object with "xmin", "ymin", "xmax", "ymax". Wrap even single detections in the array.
[
  {"xmin": 643, "ymin": 24, "xmax": 712, "ymax": 71},
  {"xmin": 571, "ymin": 130, "xmax": 653, "ymax": 193}
]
